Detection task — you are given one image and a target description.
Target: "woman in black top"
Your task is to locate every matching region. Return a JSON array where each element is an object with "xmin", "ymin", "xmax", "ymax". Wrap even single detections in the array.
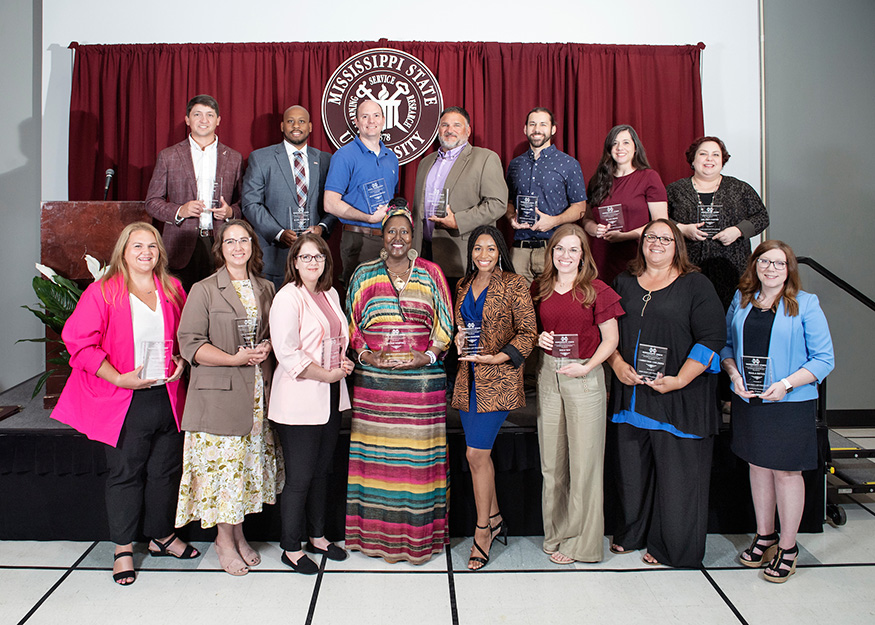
[
  {"xmin": 666, "ymin": 136, "xmax": 769, "ymax": 309},
  {"xmin": 606, "ymin": 219, "xmax": 725, "ymax": 568}
]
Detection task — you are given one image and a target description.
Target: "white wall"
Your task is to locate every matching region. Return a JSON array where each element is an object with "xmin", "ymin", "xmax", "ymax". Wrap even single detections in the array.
[
  {"xmin": 0, "ymin": 0, "xmax": 42, "ymax": 392},
  {"xmin": 41, "ymin": 0, "xmax": 762, "ymax": 200},
  {"xmin": 764, "ymin": 0, "xmax": 875, "ymax": 412}
]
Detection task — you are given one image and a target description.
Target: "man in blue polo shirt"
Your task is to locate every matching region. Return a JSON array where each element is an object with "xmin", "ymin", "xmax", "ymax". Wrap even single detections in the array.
[
  {"xmin": 325, "ymin": 99, "xmax": 399, "ymax": 284},
  {"xmin": 505, "ymin": 107, "xmax": 588, "ymax": 284}
]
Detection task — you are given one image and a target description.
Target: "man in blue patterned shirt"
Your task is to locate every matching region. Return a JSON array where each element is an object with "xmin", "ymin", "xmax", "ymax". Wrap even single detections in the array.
[{"xmin": 505, "ymin": 107, "xmax": 588, "ymax": 283}]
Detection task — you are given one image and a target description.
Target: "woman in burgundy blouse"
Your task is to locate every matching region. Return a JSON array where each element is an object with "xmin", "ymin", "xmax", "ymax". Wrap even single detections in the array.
[
  {"xmin": 582, "ymin": 125, "xmax": 668, "ymax": 285},
  {"xmin": 531, "ymin": 224, "xmax": 624, "ymax": 564}
]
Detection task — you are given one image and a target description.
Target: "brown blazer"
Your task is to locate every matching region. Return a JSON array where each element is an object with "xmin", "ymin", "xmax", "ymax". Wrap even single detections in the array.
[
  {"xmin": 451, "ymin": 270, "xmax": 537, "ymax": 413},
  {"xmin": 145, "ymin": 139, "xmax": 244, "ymax": 269},
  {"xmin": 412, "ymin": 143, "xmax": 508, "ymax": 278},
  {"xmin": 178, "ymin": 267, "xmax": 275, "ymax": 436}
]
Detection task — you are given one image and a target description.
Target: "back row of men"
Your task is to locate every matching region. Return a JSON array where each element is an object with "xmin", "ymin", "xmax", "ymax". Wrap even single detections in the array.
[{"xmin": 145, "ymin": 94, "xmax": 586, "ymax": 292}]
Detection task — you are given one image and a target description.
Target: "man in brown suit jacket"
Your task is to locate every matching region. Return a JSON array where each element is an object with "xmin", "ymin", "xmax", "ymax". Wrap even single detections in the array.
[
  {"xmin": 412, "ymin": 106, "xmax": 508, "ymax": 281},
  {"xmin": 146, "ymin": 94, "xmax": 244, "ymax": 291}
]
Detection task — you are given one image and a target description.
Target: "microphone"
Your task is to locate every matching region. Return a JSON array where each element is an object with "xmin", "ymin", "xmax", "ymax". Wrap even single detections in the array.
[{"xmin": 103, "ymin": 169, "xmax": 115, "ymax": 200}]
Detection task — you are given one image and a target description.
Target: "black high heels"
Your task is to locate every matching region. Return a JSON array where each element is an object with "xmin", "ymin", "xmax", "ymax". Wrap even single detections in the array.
[
  {"xmin": 739, "ymin": 532, "xmax": 779, "ymax": 568},
  {"xmin": 489, "ymin": 512, "xmax": 508, "ymax": 546}
]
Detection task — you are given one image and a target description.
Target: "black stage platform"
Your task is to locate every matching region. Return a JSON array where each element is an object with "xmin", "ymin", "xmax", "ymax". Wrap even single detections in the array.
[{"xmin": 0, "ymin": 375, "xmax": 827, "ymax": 542}]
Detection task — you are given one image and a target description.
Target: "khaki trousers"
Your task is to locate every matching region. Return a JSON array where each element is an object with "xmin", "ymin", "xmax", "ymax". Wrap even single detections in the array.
[{"xmin": 537, "ymin": 354, "xmax": 606, "ymax": 561}]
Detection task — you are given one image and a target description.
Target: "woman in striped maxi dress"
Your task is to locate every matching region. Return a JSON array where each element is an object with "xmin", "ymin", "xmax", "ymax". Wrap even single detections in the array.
[{"xmin": 345, "ymin": 206, "xmax": 453, "ymax": 564}]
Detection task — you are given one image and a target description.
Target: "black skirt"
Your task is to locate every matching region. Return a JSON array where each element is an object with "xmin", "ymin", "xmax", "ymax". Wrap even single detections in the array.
[{"xmin": 730, "ymin": 396, "xmax": 817, "ymax": 471}]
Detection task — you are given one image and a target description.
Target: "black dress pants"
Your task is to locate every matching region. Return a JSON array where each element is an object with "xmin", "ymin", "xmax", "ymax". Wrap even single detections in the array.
[
  {"xmin": 611, "ymin": 423, "xmax": 714, "ymax": 568},
  {"xmin": 273, "ymin": 382, "xmax": 342, "ymax": 551},
  {"xmin": 103, "ymin": 386, "xmax": 184, "ymax": 545}
]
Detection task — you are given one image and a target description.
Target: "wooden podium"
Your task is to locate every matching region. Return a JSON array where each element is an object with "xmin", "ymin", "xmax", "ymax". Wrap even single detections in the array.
[{"xmin": 39, "ymin": 201, "xmax": 151, "ymax": 407}]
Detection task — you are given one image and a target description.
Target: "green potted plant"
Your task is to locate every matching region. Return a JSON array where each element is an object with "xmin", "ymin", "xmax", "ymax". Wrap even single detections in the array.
[{"xmin": 20, "ymin": 255, "xmax": 106, "ymax": 399}]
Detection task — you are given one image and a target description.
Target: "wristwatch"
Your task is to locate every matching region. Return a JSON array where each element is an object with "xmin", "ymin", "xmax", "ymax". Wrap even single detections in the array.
[{"xmin": 781, "ymin": 378, "xmax": 793, "ymax": 393}]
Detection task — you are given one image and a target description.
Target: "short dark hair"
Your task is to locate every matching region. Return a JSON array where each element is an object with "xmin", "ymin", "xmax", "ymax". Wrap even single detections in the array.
[
  {"xmin": 186, "ymin": 94, "xmax": 220, "ymax": 117},
  {"xmin": 212, "ymin": 219, "xmax": 264, "ymax": 277},
  {"xmin": 526, "ymin": 107, "xmax": 555, "ymax": 127},
  {"xmin": 440, "ymin": 106, "xmax": 470, "ymax": 126},
  {"xmin": 283, "ymin": 233, "xmax": 334, "ymax": 292},
  {"xmin": 685, "ymin": 136, "xmax": 731, "ymax": 166}
]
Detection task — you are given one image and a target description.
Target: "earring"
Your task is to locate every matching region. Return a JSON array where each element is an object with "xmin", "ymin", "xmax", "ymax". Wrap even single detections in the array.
[
  {"xmin": 498, "ymin": 257, "xmax": 503, "ymax": 271},
  {"xmin": 380, "ymin": 248, "xmax": 389, "ymax": 261},
  {"xmin": 407, "ymin": 248, "xmax": 418, "ymax": 262}
]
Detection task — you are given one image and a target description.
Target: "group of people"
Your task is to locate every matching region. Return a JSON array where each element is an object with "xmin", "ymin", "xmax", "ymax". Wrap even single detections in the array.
[{"xmin": 51, "ymin": 93, "xmax": 834, "ymax": 586}]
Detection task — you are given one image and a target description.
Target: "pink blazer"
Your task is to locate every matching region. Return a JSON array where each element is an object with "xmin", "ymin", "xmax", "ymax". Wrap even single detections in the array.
[
  {"xmin": 52, "ymin": 275, "xmax": 187, "ymax": 446},
  {"xmin": 269, "ymin": 283, "xmax": 351, "ymax": 425}
]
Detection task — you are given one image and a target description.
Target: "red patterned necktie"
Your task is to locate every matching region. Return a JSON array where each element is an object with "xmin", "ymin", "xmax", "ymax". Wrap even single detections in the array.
[{"xmin": 294, "ymin": 151, "xmax": 308, "ymax": 208}]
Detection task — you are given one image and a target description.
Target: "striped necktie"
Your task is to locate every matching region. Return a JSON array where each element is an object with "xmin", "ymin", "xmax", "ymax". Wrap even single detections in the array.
[{"xmin": 293, "ymin": 151, "xmax": 308, "ymax": 208}]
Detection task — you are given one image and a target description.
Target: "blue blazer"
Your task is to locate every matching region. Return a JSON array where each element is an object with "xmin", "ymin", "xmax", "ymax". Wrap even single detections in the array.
[{"xmin": 720, "ymin": 289, "xmax": 834, "ymax": 403}]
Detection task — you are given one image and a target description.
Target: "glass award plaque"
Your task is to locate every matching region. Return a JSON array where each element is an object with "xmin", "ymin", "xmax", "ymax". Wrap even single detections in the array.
[
  {"xmin": 322, "ymin": 336, "xmax": 344, "ymax": 370},
  {"xmin": 288, "ymin": 205, "xmax": 310, "ymax": 234},
  {"xmin": 383, "ymin": 328, "xmax": 413, "ymax": 363},
  {"xmin": 235, "ymin": 317, "xmax": 258, "ymax": 349},
  {"xmin": 140, "ymin": 340, "xmax": 172, "ymax": 381},
  {"xmin": 636, "ymin": 343, "xmax": 668, "ymax": 381},
  {"xmin": 698, "ymin": 204, "xmax": 722, "ymax": 236},
  {"xmin": 362, "ymin": 179, "xmax": 390, "ymax": 211},
  {"xmin": 596, "ymin": 204, "xmax": 624, "ymax": 232},
  {"xmin": 516, "ymin": 195, "xmax": 538, "ymax": 226},
  {"xmin": 459, "ymin": 322, "xmax": 482, "ymax": 357},
  {"xmin": 434, "ymin": 188, "xmax": 450, "ymax": 218},
  {"xmin": 552, "ymin": 333, "xmax": 579, "ymax": 371},
  {"xmin": 741, "ymin": 355, "xmax": 772, "ymax": 395},
  {"xmin": 199, "ymin": 178, "xmax": 221, "ymax": 230}
]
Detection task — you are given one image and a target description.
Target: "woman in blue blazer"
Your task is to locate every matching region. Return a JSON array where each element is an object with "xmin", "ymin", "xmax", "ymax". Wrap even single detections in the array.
[{"xmin": 720, "ymin": 240, "xmax": 834, "ymax": 583}]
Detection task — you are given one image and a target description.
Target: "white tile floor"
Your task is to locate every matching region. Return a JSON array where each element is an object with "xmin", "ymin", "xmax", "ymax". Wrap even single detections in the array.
[{"xmin": 3, "ymin": 428, "xmax": 875, "ymax": 625}]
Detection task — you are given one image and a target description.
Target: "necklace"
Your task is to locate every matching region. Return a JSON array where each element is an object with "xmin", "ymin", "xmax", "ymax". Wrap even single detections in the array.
[
  {"xmin": 641, "ymin": 291, "xmax": 652, "ymax": 317},
  {"xmin": 386, "ymin": 262, "xmax": 412, "ymax": 290},
  {"xmin": 693, "ymin": 176, "xmax": 722, "ymax": 205}
]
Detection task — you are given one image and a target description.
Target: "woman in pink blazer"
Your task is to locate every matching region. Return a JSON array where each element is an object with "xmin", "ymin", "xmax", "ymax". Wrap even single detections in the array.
[
  {"xmin": 52, "ymin": 222, "xmax": 198, "ymax": 586},
  {"xmin": 269, "ymin": 233, "xmax": 354, "ymax": 574}
]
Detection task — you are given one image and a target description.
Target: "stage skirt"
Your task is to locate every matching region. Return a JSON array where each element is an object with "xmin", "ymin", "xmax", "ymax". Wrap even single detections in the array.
[{"xmin": 345, "ymin": 363, "xmax": 449, "ymax": 564}]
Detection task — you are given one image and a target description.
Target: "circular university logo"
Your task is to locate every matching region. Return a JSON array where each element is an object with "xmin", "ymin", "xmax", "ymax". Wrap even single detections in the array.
[{"xmin": 321, "ymin": 48, "xmax": 443, "ymax": 166}]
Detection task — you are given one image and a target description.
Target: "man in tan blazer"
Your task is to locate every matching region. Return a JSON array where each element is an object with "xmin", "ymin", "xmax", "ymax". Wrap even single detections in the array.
[{"xmin": 413, "ymin": 106, "xmax": 508, "ymax": 281}]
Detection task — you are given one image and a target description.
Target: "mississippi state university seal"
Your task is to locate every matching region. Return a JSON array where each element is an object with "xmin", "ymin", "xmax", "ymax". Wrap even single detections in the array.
[{"xmin": 321, "ymin": 48, "xmax": 443, "ymax": 165}]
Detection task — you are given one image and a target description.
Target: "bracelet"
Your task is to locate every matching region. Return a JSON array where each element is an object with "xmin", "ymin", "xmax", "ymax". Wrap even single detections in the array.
[
  {"xmin": 426, "ymin": 350, "xmax": 437, "ymax": 365},
  {"xmin": 358, "ymin": 349, "xmax": 373, "ymax": 366}
]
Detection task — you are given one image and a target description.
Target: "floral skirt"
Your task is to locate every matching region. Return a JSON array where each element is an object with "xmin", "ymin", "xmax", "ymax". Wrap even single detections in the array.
[{"xmin": 175, "ymin": 368, "xmax": 284, "ymax": 528}]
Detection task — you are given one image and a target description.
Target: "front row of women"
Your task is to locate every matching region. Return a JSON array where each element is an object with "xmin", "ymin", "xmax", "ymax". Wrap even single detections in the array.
[{"xmin": 53, "ymin": 211, "xmax": 832, "ymax": 585}]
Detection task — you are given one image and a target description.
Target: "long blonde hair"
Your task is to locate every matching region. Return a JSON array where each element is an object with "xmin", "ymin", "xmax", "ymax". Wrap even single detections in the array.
[
  {"xmin": 533, "ymin": 224, "xmax": 599, "ymax": 307},
  {"xmin": 101, "ymin": 222, "xmax": 183, "ymax": 306}
]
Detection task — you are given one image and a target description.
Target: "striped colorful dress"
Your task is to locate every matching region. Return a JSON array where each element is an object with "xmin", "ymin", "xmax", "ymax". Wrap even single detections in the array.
[{"xmin": 345, "ymin": 257, "xmax": 453, "ymax": 564}]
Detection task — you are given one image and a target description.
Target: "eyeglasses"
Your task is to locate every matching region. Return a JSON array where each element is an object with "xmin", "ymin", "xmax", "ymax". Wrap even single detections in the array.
[
  {"xmin": 223, "ymin": 237, "xmax": 252, "ymax": 246},
  {"xmin": 756, "ymin": 258, "xmax": 788, "ymax": 270},
  {"xmin": 643, "ymin": 233, "xmax": 674, "ymax": 245},
  {"xmin": 297, "ymin": 254, "xmax": 326, "ymax": 263}
]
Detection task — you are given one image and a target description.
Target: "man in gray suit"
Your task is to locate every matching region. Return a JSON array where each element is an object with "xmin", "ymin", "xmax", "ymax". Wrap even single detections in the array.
[{"xmin": 242, "ymin": 105, "xmax": 337, "ymax": 288}]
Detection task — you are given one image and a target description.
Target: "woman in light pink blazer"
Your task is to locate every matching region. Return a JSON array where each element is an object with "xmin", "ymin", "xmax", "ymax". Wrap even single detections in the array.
[
  {"xmin": 269, "ymin": 233, "xmax": 354, "ymax": 574},
  {"xmin": 53, "ymin": 222, "xmax": 198, "ymax": 586}
]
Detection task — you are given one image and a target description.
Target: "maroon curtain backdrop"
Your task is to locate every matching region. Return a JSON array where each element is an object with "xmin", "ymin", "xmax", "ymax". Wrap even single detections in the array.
[{"xmin": 69, "ymin": 39, "xmax": 704, "ymax": 214}]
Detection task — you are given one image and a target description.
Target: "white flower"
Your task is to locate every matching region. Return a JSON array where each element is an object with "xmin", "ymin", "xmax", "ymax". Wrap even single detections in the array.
[
  {"xmin": 35, "ymin": 263, "xmax": 58, "ymax": 282},
  {"xmin": 84, "ymin": 254, "xmax": 108, "ymax": 280}
]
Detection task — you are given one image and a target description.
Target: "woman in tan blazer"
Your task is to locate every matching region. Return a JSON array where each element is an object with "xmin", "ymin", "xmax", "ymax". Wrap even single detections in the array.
[
  {"xmin": 176, "ymin": 220, "xmax": 282, "ymax": 576},
  {"xmin": 451, "ymin": 224, "xmax": 537, "ymax": 570}
]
